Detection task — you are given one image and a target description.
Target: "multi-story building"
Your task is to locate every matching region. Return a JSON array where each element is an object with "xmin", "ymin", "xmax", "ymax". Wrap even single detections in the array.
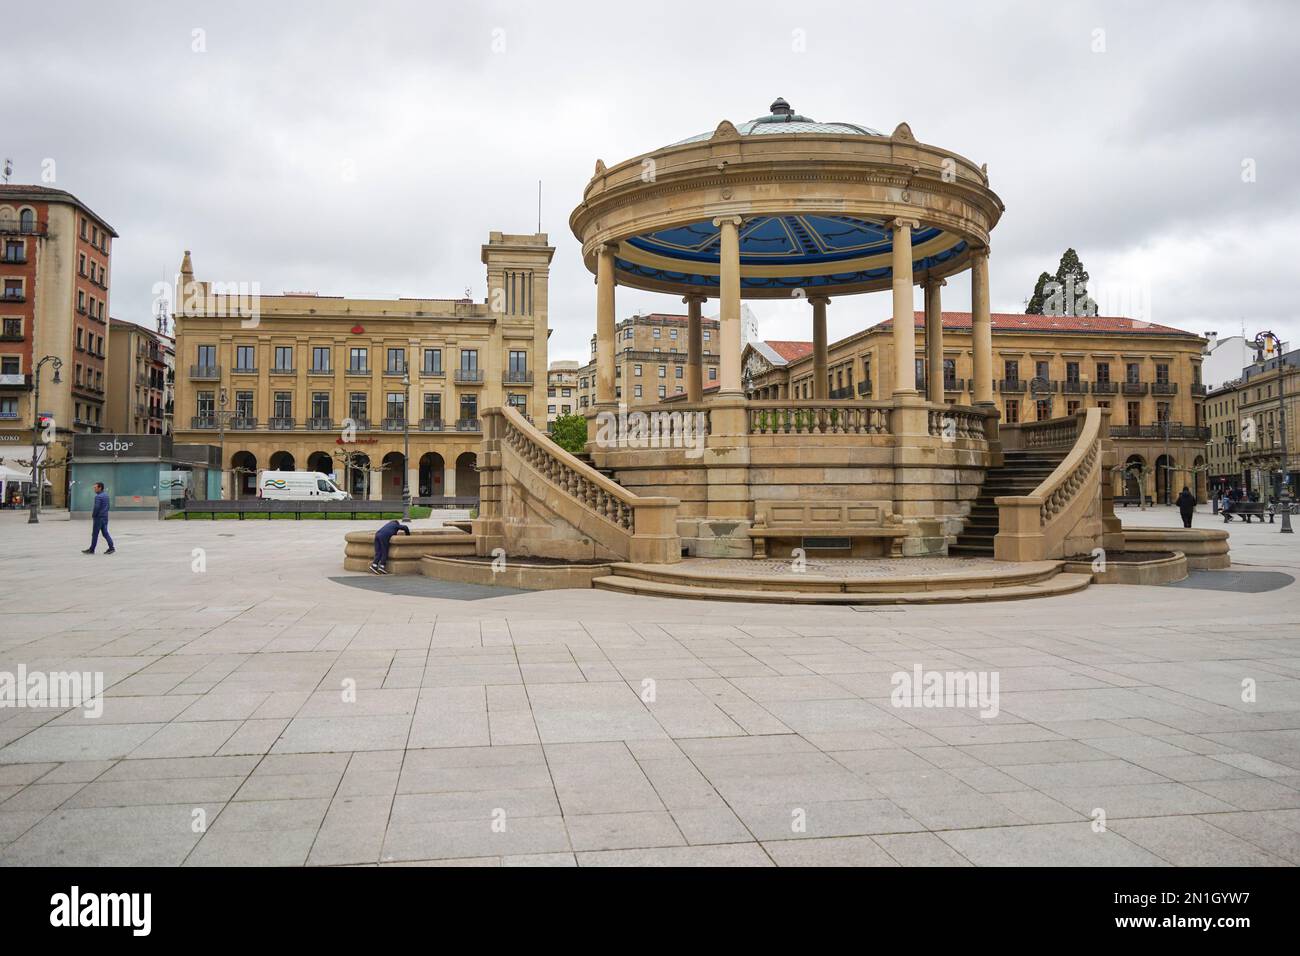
[
  {"xmin": 545, "ymin": 360, "xmax": 579, "ymax": 429},
  {"xmin": 1205, "ymin": 381, "xmax": 1242, "ymax": 494},
  {"xmin": 0, "ymin": 186, "xmax": 117, "ymax": 506},
  {"xmin": 741, "ymin": 311, "xmax": 1210, "ymax": 502},
  {"xmin": 1236, "ymin": 346, "xmax": 1299, "ymax": 500},
  {"xmin": 106, "ymin": 318, "xmax": 174, "ymax": 435},
  {"xmin": 575, "ymin": 312, "xmax": 721, "ymax": 411},
  {"xmin": 172, "ymin": 231, "xmax": 553, "ymax": 499}
]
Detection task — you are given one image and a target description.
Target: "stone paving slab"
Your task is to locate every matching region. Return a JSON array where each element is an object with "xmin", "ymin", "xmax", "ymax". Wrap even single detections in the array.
[{"xmin": 0, "ymin": 508, "xmax": 1297, "ymax": 866}]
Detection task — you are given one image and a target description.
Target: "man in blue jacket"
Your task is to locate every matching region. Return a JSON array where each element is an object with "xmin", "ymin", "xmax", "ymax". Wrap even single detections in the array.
[
  {"xmin": 82, "ymin": 482, "xmax": 116, "ymax": 555},
  {"xmin": 370, "ymin": 518, "xmax": 411, "ymax": 574}
]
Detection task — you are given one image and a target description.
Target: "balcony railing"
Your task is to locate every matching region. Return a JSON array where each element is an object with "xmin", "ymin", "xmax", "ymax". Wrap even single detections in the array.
[
  {"xmin": 0, "ymin": 220, "xmax": 45, "ymax": 236},
  {"xmin": 346, "ymin": 366, "xmax": 370, "ymax": 375},
  {"xmin": 269, "ymin": 417, "xmax": 295, "ymax": 430},
  {"xmin": 419, "ymin": 418, "xmax": 445, "ymax": 431},
  {"xmin": 504, "ymin": 369, "xmax": 533, "ymax": 385},
  {"xmin": 230, "ymin": 416, "xmax": 257, "ymax": 429},
  {"xmin": 270, "ymin": 366, "xmax": 296, "ymax": 375},
  {"xmin": 421, "ymin": 366, "xmax": 445, "ymax": 377},
  {"xmin": 1191, "ymin": 383, "xmax": 1207, "ymax": 397},
  {"xmin": 0, "ymin": 332, "xmax": 22, "ymax": 343},
  {"xmin": 1029, "ymin": 379, "xmax": 1059, "ymax": 393},
  {"xmin": 346, "ymin": 417, "xmax": 371, "ymax": 430},
  {"xmin": 307, "ymin": 417, "xmax": 334, "ymax": 430},
  {"xmin": 191, "ymin": 416, "xmax": 217, "ymax": 429},
  {"xmin": 0, "ymin": 254, "xmax": 27, "ymax": 264},
  {"xmin": 455, "ymin": 418, "xmax": 482, "ymax": 432},
  {"xmin": 828, "ymin": 386, "xmax": 854, "ymax": 400},
  {"xmin": 1109, "ymin": 423, "xmax": 1210, "ymax": 440},
  {"xmin": 943, "ymin": 378, "xmax": 964, "ymax": 393},
  {"xmin": 382, "ymin": 417, "xmax": 407, "ymax": 431},
  {"xmin": 998, "ymin": 379, "xmax": 1027, "ymax": 393},
  {"xmin": 1122, "ymin": 381, "xmax": 1148, "ymax": 395},
  {"xmin": 1092, "ymin": 381, "xmax": 1117, "ymax": 394},
  {"xmin": 1152, "ymin": 381, "xmax": 1177, "ymax": 395},
  {"xmin": 308, "ymin": 366, "xmax": 332, "ymax": 375},
  {"xmin": 856, "ymin": 380, "xmax": 873, "ymax": 397},
  {"xmin": 190, "ymin": 365, "xmax": 221, "ymax": 380},
  {"xmin": 231, "ymin": 365, "xmax": 257, "ymax": 375},
  {"xmin": 0, "ymin": 373, "xmax": 33, "ymax": 390},
  {"xmin": 383, "ymin": 365, "xmax": 408, "ymax": 377},
  {"xmin": 2, "ymin": 292, "xmax": 27, "ymax": 303},
  {"xmin": 1062, "ymin": 380, "xmax": 1088, "ymax": 394},
  {"xmin": 455, "ymin": 368, "xmax": 484, "ymax": 384}
]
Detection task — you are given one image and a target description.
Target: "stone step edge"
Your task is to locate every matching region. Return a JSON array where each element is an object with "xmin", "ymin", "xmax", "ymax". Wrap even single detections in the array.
[{"xmin": 592, "ymin": 572, "xmax": 1092, "ymax": 605}]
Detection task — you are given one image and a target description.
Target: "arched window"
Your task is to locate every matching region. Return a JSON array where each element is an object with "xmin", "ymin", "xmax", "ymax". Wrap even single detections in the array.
[{"xmin": 19, "ymin": 208, "xmax": 36, "ymax": 232}]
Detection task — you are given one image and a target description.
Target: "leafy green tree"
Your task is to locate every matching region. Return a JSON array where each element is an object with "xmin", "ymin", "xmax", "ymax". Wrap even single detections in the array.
[
  {"xmin": 1025, "ymin": 249, "xmax": 1098, "ymax": 316},
  {"xmin": 1025, "ymin": 271, "xmax": 1053, "ymax": 314},
  {"xmin": 549, "ymin": 413, "xmax": 589, "ymax": 454}
]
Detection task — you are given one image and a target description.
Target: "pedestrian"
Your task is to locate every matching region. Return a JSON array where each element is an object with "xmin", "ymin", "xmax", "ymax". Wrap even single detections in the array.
[
  {"xmin": 82, "ymin": 482, "xmax": 116, "ymax": 555},
  {"xmin": 370, "ymin": 517, "xmax": 411, "ymax": 574},
  {"xmin": 1221, "ymin": 491, "xmax": 1234, "ymax": 521},
  {"xmin": 1176, "ymin": 485, "xmax": 1196, "ymax": 529}
]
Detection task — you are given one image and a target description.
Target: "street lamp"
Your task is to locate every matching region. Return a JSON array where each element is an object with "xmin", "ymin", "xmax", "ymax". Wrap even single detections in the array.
[
  {"xmin": 401, "ymin": 372, "xmax": 411, "ymax": 520},
  {"xmin": 216, "ymin": 388, "xmax": 229, "ymax": 500},
  {"xmin": 1254, "ymin": 331, "xmax": 1292, "ymax": 534},
  {"xmin": 28, "ymin": 355, "xmax": 62, "ymax": 524}
]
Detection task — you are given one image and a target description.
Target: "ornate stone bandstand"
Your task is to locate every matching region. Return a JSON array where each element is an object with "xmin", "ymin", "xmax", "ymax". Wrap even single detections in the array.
[{"xmin": 474, "ymin": 100, "xmax": 1112, "ymax": 567}]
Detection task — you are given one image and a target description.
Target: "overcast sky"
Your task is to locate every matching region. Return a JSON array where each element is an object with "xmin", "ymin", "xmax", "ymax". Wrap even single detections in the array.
[{"xmin": 10, "ymin": 0, "xmax": 1298, "ymax": 362}]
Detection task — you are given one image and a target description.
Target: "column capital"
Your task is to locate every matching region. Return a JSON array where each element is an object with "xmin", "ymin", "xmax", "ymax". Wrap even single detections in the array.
[
  {"xmin": 888, "ymin": 217, "xmax": 921, "ymax": 232},
  {"xmin": 807, "ymin": 294, "xmax": 832, "ymax": 307},
  {"xmin": 922, "ymin": 275, "xmax": 947, "ymax": 290},
  {"xmin": 595, "ymin": 241, "xmax": 619, "ymax": 256},
  {"xmin": 968, "ymin": 242, "xmax": 990, "ymax": 259},
  {"xmin": 711, "ymin": 215, "xmax": 743, "ymax": 229},
  {"xmin": 681, "ymin": 293, "xmax": 707, "ymax": 305}
]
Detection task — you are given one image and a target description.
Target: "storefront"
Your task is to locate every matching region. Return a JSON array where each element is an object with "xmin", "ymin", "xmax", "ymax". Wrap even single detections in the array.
[{"xmin": 69, "ymin": 435, "xmax": 220, "ymax": 518}]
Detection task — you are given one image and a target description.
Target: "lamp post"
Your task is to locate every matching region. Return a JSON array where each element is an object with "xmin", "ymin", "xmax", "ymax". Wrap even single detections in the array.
[
  {"xmin": 217, "ymin": 388, "xmax": 229, "ymax": 500},
  {"xmin": 401, "ymin": 371, "xmax": 411, "ymax": 520},
  {"xmin": 1254, "ymin": 331, "xmax": 1292, "ymax": 533},
  {"xmin": 28, "ymin": 355, "xmax": 62, "ymax": 524}
]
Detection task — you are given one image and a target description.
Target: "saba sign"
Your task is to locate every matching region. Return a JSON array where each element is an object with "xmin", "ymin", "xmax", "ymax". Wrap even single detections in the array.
[{"xmin": 72, "ymin": 434, "xmax": 170, "ymax": 460}]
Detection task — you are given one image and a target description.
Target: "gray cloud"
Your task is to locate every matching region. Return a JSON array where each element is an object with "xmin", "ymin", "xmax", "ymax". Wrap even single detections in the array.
[{"xmin": 10, "ymin": 0, "xmax": 1298, "ymax": 359}]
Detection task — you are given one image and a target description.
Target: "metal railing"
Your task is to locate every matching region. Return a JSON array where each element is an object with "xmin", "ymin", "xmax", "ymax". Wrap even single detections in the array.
[
  {"xmin": 1122, "ymin": 381, "xmax": 1148, "ymax": 395},
  {"xmin": 269, "ymin": 417, "xmax": 295, "ymax": 430},
  {"xmin": 307, "ymin": 417, "xmax": 334, "ymax": 430},
  {"xmin": 0, "ymin": 220, "xmax": 45, "ymax": 236},
  {"xmin": 381, "ymin": 417, "xmax": 407, "ymax": 431},
  {"xmin": 504, "ymin": 369, "xmax": 533, "ymax": 384},
  {"xmin": 230, "ymin": 416, "xmax": 258, "ymax": 429},
  {"xmin": 1152, "ymin": 381, "xmax": 1178, "ymax": 395},
  {"xmin": 454, "ymin": 368, "xmax": 484, "ymax": 384},
  {"xmin": 1092, "ymin": 381, "xmax": 1117, "ymax": 394},
  {"xmin": 419, "ymin": 418, "xmax": 445, "ymax": 431},
  {"xmin": 190, "ymin": 365, "xmax": 221, "ymax": 380},
  {"xmin": 455, "ymin": 418, "xmax": 482, "ymax": 432}
]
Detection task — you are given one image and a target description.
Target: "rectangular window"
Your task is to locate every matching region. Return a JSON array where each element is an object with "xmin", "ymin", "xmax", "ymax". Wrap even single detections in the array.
[
  {"xmin": 508, "ymin": 350, "xmax": 527, "ymax": 375},
  {"xmin": 459, "ymin": 394, "xmax": 478, "ymax": 421},
  {"xmin": 675, "ymin": 365, "xmax": 683, "ymax": 379},
  {"xmin": 197, "ymin": 391, "xmax": 214, "ymax": 417},
  {"xmin": 1004, "ymin": 359, "xmax": 1019, "ymax": 383},
  {"xmin": 1156, "ymin": 363, "xmax": 1170, "ymax": 385},
  {"xmin": 235, "ymin": 391, "xmax": 254, "ymax": 418},
  {"xmin": 1, "ymin": 355, "xmax": 19, "ymax": 375},
  {"xmin": 669, "ymin": 328, "xmax": 677, "ymax": 339},
  {"xmin": 1095, "ymin": 362, "xmax": 1110, "ymax": 383},
  {"xmin": 197, "ymin": 344, "xmax": 216, "ymax": 368},
  {"xmin": 460, "ymin": 349, "xmax": 478, "ymax": 370},
  {"xmin": 507, "ymin": 393, "xmax": 527, "ymax": 414},
  {"xmin": 311, "ymin": 392, "xmax": 330, "ymax": 419},
  {"xmin": 943, "ymin": 359, "xmax": 956, "ymax": 388},
  {"xmin": 634, "ymin": 364, "xmax": 642, "ymax": 377},
  {"xmin": 709, "ymin": 367, "xmax": 717, "ymax": 381},
  {"xmin": 349, "ymin": 393, "xmax": 367, "ymax": 421},
  {"xmin": 1066, "ymin": 400, "xmax": 1080, "ymax": 415},
  {"xmin": 1066, "ymin": 361, "xmax": 1080, "ymax": 383},
  {"xmin": 1126, "ymin": 362, "xmax": 1141, "ymax": 384},
  {"xmin": 274, "ymin": 346, "xmax": 293, "ymax": 370},
  {"xmin": 235, "ymin": 345, "xmax": 255, "ymax": 371},
  {"xmin": 387, "ymin": 348, "xmax": 406, "ymax": 373},
  {"xmin": 273, "ymin": 392, "xmax": 292, "ymax": 418},
  {"xmin": 423, "ymin": 393, "xmax": 442, "ymax": 421},
  {"xmin": 658, "ymin": 365, "xmax": 666, "ymax": 378},
  {"xmin": 634, "ymin": 385, "xmax": 643, "ymax": 398},
  {"xmin": 386, "ymin": 392, "xmax": 405, "ymax": 420},
  {"xmin": 652, "ymin": 328, "xmax": 661, "ymax": 338},
  {"xmin": 658, "ymin": 385, "xmax": 666, "ymax": 398},
  {"xmin": 311, "ymin": 346, "xmax": 330, "ymax": 372},
  {"xmin": 915, "ymin": 358, "xmax": 926, "ymax": 391},
  {"xmin": 1157, "ymin": 401, "xmax": 1170, "ymax": 423},
  {"xmin": 423, "ymin": 348, "xmax": 442, "ymax": 374},
  {"xmin": 1127, "ymin": 401, "xmax": 1141, "ymax": 426},
  {"xmin": 349, "ymin": 348, "xmax": 368, "ymax": 372},
  {"xmin": 1035, "ymin": 360, "xmax": 1050, "ymax": 381},
  {"xmin": 1036, "ymin": 399, "xmax": 1051, "ymax": 421},
  {"xmin": 1004, "ymin": 399, "xmax": 1020, "ymax": 424}
]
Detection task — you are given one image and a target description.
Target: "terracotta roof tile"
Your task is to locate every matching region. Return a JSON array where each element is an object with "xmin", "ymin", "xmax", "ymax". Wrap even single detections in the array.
[
  {"xmin": 764, "ymin": 340, "xmax": 815, "ymax": 362},
  {"xmin": 875, "ymin": 311, "xmax": 1199, "ymax": 337}
]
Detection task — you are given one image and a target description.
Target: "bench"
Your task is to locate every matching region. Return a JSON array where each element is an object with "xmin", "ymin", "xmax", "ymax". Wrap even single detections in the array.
[
  {"xmin": 1114, "ymin": 495, "xmax": 1154, "ymax": 508},
  {"xmin": 748, "ymin": 499, "xmax": 908, "ymax": 558},
  {"xmin": 1222, "ymin": 502, "xmax": 1274, "ymax": 523}
]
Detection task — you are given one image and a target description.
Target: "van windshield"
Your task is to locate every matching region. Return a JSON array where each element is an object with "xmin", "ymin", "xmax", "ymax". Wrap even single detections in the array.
[{"xmin": 317, "ymin": 480, "xmax": 332, "ymax": 492}]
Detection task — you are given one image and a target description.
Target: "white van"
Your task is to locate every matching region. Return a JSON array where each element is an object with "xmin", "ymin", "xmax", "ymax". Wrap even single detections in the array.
[{"xmin": 258, "ymin": 470, "xmax": 350, "ymax": 500}]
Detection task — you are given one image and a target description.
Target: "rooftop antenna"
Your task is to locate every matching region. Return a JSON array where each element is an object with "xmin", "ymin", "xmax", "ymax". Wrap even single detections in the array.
[
  {"xmin": 537, "ymin": 180, "xmax": 542, "ymax": 233},
  {"xmin": 1, "ymin": 159, "xmax": 11, "ymax": 184}
]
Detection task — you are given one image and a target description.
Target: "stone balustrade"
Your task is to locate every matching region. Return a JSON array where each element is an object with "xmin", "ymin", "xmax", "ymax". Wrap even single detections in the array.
[{"xmin": 747, "ymin": 401, "xmax": 891, "ymax": 436}]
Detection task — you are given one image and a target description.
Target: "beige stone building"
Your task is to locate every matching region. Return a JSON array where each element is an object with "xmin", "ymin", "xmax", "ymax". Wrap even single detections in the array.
[
  {"xmin": 575, "ymin": 312, "xmax": 721, "ymax": 411},
  {"xmin": 1205, "ymin": 381, "xmax": 1242, "ymax": 493},
  {"xmin": 106, "ymin": 318, "xmax": 174, "ymax": 435},
  {"xmin": 172, "ymin": 231, "xmax": 553, "ymax": 500},
  {"xmin": 743, "ymin": 311, "xmax": 1209, "ymax": 502},
  {"xmin": 545, "ymin": 360, "xmax": 579, "ymax": 429},
  {"xmin": 0, "ymin": 186, "xmax": 117, "ymax": 506},
  {"xmin": 1236, "ymin": 346, "xmax": 1299, "ymax": 499}
]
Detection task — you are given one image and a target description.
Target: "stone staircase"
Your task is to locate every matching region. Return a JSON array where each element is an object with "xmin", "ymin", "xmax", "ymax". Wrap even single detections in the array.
[{"xmin": 949, "ymin": 449, "xmax": 1067, "ymax": 557}]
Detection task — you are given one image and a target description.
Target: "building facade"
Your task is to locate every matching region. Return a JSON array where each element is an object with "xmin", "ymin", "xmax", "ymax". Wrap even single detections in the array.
[
  {"xmin": 742, "ymin": 311, "xmax": 1210, "ymax": 501},
  {"xmin": 1204, "ymin": 381, "xmax": 1242, "ymax": 493},
  {"xmin": 172, "ymin": 231, "xmax": 553, "ymax": 500},
  {"xmin": 545, "ymin": 360, "xmax": 579, "ymax": 428},
  {"xmin": 1236, "ymin": 346, "xmax": 1299, "ymax": 500},
  {"xmin": 0, "ymin": 186, "xmax": 117, "ymax": 506},
  {"xmin": 106, "ymin": 318, "xmax": 174, "ymax": 435},
  {"xmin": 575, "ymin": 312, "xmax": 721, "ymax": 412}
]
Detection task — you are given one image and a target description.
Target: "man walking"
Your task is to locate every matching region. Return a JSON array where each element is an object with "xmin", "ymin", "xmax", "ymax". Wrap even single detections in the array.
[
  {"xmin": 82, "ymin": 482, "xmax": 116, "ymax": 555},
  {"xmin": 1176, "ymin": 485, "xmax": 1197, "ymax": 529},
  {"xmin": 370, "ymin": 517, "xmax": 411, "ymax": 574}
]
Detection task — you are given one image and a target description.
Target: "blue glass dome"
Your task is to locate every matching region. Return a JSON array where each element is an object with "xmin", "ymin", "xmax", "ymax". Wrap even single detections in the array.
[{"xmin": 669, "ymin": 97, "xmax": 882, "ymax": 146}]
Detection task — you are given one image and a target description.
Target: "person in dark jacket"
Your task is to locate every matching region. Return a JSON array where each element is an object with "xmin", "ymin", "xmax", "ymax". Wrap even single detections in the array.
[
  {"xmin": 370, "ymin": 518, "xmax": 411, "ymax": 574},
  {"xmin": 82, "ymin": 482, "xmax": 116, "ymax": 554},
  {"xmin": 1176, "ymin": 486, "xmax": 1197, "ymax": 528}
]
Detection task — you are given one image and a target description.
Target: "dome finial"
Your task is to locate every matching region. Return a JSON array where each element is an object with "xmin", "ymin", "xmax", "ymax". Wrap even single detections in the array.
[{"xmin": 770, "ymin": 97, "xmax": 793, "ymax": 116}]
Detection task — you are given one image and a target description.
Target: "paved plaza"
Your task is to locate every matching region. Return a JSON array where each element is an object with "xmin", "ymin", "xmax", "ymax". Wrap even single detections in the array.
[{"xmin": 0, "ymin": 507, "xmax": 1297, "ymax": 867}]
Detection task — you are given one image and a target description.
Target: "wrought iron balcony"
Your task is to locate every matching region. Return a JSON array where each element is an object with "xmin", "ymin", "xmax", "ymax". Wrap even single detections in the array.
[
  {"xmin": 191, "ymin": 416, "xmax": 217, "ymax": 429},
  {"xmin": 1109, "ymin": 423, "xmax": 1210, "ymax": 440},
  {"xmin": 188, "ymin": 365, "xmax": 221, "ymax": 381},
  {"xmin": 1152, "ymin": 381, "xmax": 1178, "ymax": 395},
  {"xmin": 346, "ymin": 417, "xmax": 371, "ymax": 430},
  {"xmin": 269, "ymin": 417, "xmax": 295, "ymax": 430},
  {"xmin": 270, "ymin": 366, "xmax": 296, "ymax": 376},
  {"xmin": 421, "ymin": 366, "xmax": 445, "ymax": 377},
  {"xmin": 504, "ymin": 369, "xmax": 534, "ymax": 385},
  {"xmin": 231, "ymin": 365, "xmax": 257, "ymax": 375},
  {"xmin": 383, "ymin": 365, "xmax": 409, "ymax": 377},
  {"xmin": 1029, "ymin": 379, "xmax": 1059, "ymax": 394},
  {"xmin": 2, "ymin": 291, "xmax": 27, "ymax": 303},
  {"xmin": 1092, "ymin": 381, "xmax": 1117, "ymax": 394},
  {"xmin": 229, "ymin": 416, "xmax": 257, "ymax": 429},
  {"xmin": 0, "ymin": 220, "xmax": 45, "ymax": 236},
  {"xmin": 943, "ymin": 378, "xmax": 964, "ymax": 392},
  {"xmin": 308, "ymin": 365, "xmax": 332, "ymax": 375},
  {"xmin": 856, "ymin": 380, "xmax": 873, "ymax": 397},
  {"xmin": 419, "ymin": 418, "xmax": 445, "ymax": 431},
  {"xmin": 998, "ymin": 379, "xmax": 1027, "ymax": 393},
  {"xmin": 1122, "ymin": 381, "xmax": 1148, "ymax": 395},
  {"xmin": 345, "ymin": 366, "xmax": 370, "ymax": 375},
  {"xmin": 1062, "ymin": 380, "xmax": 1088, "ymax": 394},
  {"xmin": 307, "ymin": 417, "xmax": 334, "ymax": 430},
  {"xmin": 382, "ymin": 417, "xmax": 407, "ymax": 431},
  {"xmin": 1191, "ymin": 383, "xmax": 1207, "ymax": 397},
  {"xmin": 455, "ymin": 418, "xmax": 482, "ymax": 432},
  {"xmin": 454, "ymin": 368, "xmax": 484, "ymax": 384}
]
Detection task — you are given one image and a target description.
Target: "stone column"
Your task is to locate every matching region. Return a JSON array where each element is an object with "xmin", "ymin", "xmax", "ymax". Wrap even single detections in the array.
[
  {"xmin": 443, "ymin": 464, "xmax": 456, "ymax": 498},
  {"xmin": 811, "ymin": 296, "xmax": 830, "ymax": 400},
  {"xmin": 684, "ymin": 293, "xmax": 705, "ymax": 402},
  {"xmin": 407, "ymin": 466, "xmax": 419, "ymax": 500},
  {"xmin": 890, "ymin": 219, "xmax": 918, "ymax": 397},
  {"xmin": 971, "ymin": 246, "xmax": 993, "ymax": 406},
  {"xmin": 924, "ymin": 277, "xmax": 946, "ymax": 405},
  {"xmin": 595, "ymin": 243, "xmax": 617, "ymax": 407},
  {"xmin": 713, "ymin": 216, "xmax": 743, "ymax": 399}
]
